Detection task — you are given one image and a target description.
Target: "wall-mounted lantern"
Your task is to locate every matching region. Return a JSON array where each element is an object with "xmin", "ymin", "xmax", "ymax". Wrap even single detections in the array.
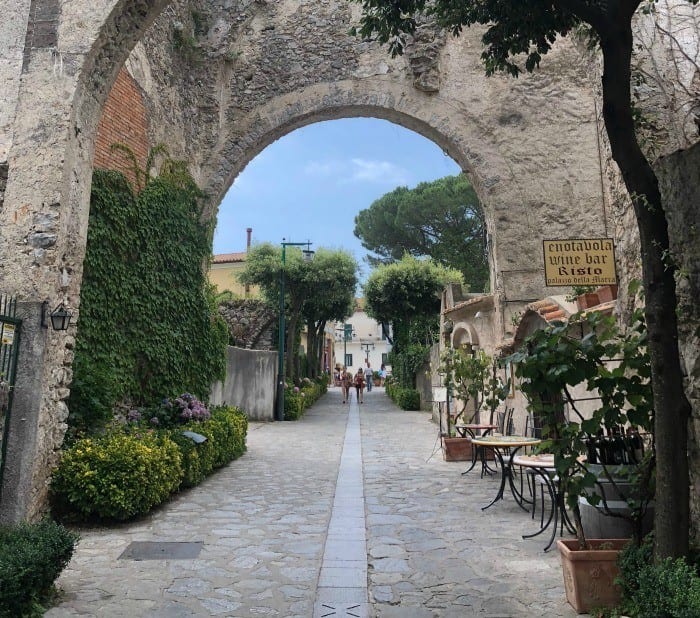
[{"xmin": 42, "ymin": 301, "xmax": 73, "ymax": 331}]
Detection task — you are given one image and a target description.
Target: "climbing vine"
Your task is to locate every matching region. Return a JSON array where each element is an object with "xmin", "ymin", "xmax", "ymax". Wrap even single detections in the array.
[{"xmin": 67, "ymin": 157, "xmax": 228, "ymax": 435}]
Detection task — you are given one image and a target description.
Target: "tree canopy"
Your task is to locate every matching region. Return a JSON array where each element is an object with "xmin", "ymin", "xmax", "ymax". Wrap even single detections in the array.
[
  {"xmin": 239, "ymin": 244, "xmax": 357, "ymax": 379},
  {"xmin": 351, "ymin": 0, "xmax": 695, "ymax": 559},
  {"xmin": 363, "ymin": 255, "xmax": 462, "ymax": 353},
  {"xmin": 354, "ymin": 174, "xmax": 488, "ymax": 291}
]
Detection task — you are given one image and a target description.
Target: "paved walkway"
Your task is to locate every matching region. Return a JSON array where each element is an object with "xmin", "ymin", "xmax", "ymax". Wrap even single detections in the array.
[{"xmin": 47, "ymin": 388, "xmax": 577, "ymax": 617}]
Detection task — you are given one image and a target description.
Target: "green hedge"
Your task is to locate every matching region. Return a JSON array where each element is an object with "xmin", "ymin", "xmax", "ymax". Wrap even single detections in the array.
[
  {"xmin": 171, "ymin": 406, "xmax": 247, "ymax": 488},
  {"xmin": 51, "ymin": 433, "xmax": 183, "ymax": 521},
  {"xmin": 51, "ymin": 406, "xmax": 248, "ymax": 520},
  {"xmin": 284, "ymin": 376, "xmax": 329, "ymax": 420},
  {"xmin": 386, "ymin": 382, "xmax": 421, "ymax": 410},
  {"xmin": 0, "ymin": 519, "xmax": 78, "ymax": 617}
]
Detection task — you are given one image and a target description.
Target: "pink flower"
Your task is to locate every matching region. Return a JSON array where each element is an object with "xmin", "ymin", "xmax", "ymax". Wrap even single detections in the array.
[{"xmin": 294, "ymin": 386, "xmax": 300, "ymax": 393}]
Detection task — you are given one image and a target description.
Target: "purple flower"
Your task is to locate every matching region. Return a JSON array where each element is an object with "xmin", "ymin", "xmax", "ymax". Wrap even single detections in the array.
[
  {"xmin": 294, "ymin": 386, "xmax": 300, "ymax": 393},
  {"xmin": 127, "ymin": 409, "xmax": 142, "ymax": 423},
  {"xmin": 150, "ymin": 417, "xmax": 159, "ymax": 426}
]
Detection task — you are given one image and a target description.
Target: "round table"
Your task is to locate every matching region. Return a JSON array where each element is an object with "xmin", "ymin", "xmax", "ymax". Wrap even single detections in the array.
[
  {"xmin": 513, "ymin": 453, "xmax": 576, "ymax": 551},
  {"xmin": 454, "ymin": 424, "xmax": 498, "ymax": 477},
  {"xmin": 470, "ymin": 436, "xmax": 542, "ymax": 512}
]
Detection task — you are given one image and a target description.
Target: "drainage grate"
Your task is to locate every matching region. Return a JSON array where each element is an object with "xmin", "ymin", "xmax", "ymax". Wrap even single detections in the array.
[{"xmin": 118, "ymin": 541, "xmax": 203, "ymax": 560}]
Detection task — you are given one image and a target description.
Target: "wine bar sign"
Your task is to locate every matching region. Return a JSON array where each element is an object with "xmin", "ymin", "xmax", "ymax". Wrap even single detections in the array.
[{"xmin": 543, "ymin": 238, "xmax": 617, "ymax": 287}]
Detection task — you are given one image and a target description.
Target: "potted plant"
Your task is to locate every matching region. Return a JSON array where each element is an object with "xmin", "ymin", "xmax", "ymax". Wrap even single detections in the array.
[
  {"xmin": 438, "ymin": 348, "xmax": 509, "ymax": 461},
  {"xmin": 509, "ymin": 308, "xmax": 654, "ymax": 613}
]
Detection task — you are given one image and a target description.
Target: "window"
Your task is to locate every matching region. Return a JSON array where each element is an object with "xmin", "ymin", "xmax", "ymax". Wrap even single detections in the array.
[
  {"xmin": 345, "ymin": 353, "xmax": 353, "ymax": 367},
  {"xmin": 381, "ymin": 353, "xmax": 388, "ymax": 365}
]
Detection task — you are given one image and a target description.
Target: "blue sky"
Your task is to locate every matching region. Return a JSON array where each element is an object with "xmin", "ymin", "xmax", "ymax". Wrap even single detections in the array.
[{"xmin": 213, "ymin": 117, "xmax": 460, "ymax": 282}]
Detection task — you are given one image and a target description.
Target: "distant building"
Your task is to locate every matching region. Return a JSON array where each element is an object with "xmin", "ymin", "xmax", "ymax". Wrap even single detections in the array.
[
  {"xmin": 333, "ymin": 302, "xmax": 392, "ymax": 374},
  {"xmin": 208, "ymin": 228, "xmax": 258, "ymax": 298}
]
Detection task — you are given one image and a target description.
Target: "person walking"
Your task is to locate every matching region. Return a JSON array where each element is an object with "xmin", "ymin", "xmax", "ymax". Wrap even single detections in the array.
[
  {"xmin": 380, "ymin": 363, "xmax": 387, "ymax": 386},
  {"xmin": 364, "ymin": 363, "xmax": 373, "ymax": 392},
  {"xmin": 354, "ymin": 368, "xmax": 366, "ymax": 404},
  {"xmin": 341, "ymin": 367, "xmax": 353, "ymax": 404}
]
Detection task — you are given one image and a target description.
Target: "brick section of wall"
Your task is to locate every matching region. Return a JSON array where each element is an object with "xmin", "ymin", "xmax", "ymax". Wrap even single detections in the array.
[
  {"xmin": 94, "ymin": 69, "xmax": 150, "ymax": 186},
  {"xmin": 22, "ymin": 0, "xmax": 60, "ymax": 71},
  {"xmin": 0, "ymin": 162, "xmax": 8, "ymax": 210}
]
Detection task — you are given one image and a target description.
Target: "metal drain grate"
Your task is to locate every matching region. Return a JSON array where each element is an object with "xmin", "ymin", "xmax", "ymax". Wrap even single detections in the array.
[{"xmin": 118, "ymin": 541, "xmax": 203, "ymax": 560}]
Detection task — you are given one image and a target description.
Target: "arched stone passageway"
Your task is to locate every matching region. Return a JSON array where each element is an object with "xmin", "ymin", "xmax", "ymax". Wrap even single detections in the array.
[{"xmin": 0, "ymin": 0, "xmax": 608, "ymax": 519}]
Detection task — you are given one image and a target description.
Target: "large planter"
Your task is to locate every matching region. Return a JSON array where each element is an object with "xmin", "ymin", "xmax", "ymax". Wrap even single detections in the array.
[
  {"xmin": 579, "ymin": 464, "xmax": 654, "ymax": 539},
  {"xmin": 442, "ymin": 436, "xmax": 473, "ymax": 461},
  {"xmin": 557, "ymin": 538, "xmax": 628, "ymax": 614}
]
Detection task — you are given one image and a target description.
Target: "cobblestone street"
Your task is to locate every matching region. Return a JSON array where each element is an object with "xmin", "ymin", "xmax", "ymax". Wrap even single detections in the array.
[{"xmin": 47, "ymin": 388, "xmax": 576, "ymax": 617}]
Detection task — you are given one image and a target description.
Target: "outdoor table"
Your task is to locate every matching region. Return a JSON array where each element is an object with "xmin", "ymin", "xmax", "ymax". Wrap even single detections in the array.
[
  {"xmin": 512, "ymin": 454, "xmax": 575, "ymax": 551},
  {"xmin": 454, "ymin": 424, "xmax": 498, "ymax": 477},
  {"xmin": 470, "ymin": 435, "xmax": 542, "ymax": 512}
]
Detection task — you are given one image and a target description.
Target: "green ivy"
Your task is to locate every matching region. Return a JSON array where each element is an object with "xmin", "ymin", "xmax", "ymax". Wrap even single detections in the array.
[{"xmin": 67, "ymin": 162, "xmax": 228, "ymax": 434}]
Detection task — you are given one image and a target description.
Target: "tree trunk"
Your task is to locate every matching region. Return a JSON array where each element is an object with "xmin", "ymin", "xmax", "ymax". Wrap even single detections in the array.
[{"xmin": 600, "ymin": 26, "xmax": 690, "ymax": 559}]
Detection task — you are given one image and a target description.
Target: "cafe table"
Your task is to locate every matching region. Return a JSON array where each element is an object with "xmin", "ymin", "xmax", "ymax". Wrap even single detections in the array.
[
  {"xmin": 470, "ymin": 435, "xmax": 542, "ymax": 512},
  {"xmin": 454, "ymin": 423, "xmax": 498, "ymax": 477},
  {"xmin": 512, "ymin": 453, "xmax": 577, "ymax": 551}
]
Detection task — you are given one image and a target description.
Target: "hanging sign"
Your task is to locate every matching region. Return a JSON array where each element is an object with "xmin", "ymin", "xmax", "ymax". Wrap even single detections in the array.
[
  {"xmin": 1, "ymin": 324, "xmax": 15, "ymax": 346},
  {"xmin": 543, "ymin": 238, "xmax": 617, "ymax": 287}
]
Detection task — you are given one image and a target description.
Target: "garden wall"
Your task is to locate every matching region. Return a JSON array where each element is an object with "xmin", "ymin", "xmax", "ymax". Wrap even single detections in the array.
[{"xmin": 210, "ymin": 346, "xmax": 277, "ymax": 421}]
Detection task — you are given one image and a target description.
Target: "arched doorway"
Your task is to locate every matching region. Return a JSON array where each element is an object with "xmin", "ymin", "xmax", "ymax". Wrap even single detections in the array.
[{"xmin": 0, "ymin": 0, "xmax": 608, "ymax": 519}]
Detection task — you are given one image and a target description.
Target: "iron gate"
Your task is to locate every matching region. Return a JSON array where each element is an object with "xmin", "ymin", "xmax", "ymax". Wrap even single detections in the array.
[{"xmin": 0, "ymin": 294, "xmax": 21, "ymax": 488}]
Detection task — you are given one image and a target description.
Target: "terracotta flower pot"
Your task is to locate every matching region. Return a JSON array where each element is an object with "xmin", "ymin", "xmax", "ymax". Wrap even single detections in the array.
[
  {"xmin": 576, "ymin": 292, "xmax": 600, "ymax": 311},
  {"xmin": 442, "ymin": 436, "xmax": 473, "ymax": 461},
  {"xmin": 595, "ymin": 285, "xmax": 618, "ymax": 304},
  {"xmin": 557, "ymin": 538, "xmax": 628, "ymax": 614}
]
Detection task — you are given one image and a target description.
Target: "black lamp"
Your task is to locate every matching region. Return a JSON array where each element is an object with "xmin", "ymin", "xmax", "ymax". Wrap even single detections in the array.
[{"xmin": 49, "ymin": 303, "xmax": 72, "ymax": 331}]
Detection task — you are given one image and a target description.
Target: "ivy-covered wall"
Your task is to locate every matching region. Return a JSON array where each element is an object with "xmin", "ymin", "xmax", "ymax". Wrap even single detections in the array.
[{"xmin": 67, "ymin": 165, "xmax": 228, "ymax": 434}]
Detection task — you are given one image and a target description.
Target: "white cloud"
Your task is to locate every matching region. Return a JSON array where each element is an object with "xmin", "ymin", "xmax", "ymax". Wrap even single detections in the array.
[
  {"xmin": 348, "ymin": 158, "xmax": 410, "ymax": 185},
  {"xmin": 303, "ymin": 160, "xmax": 344, "ymax": 176},
  {"xmin": 302, "ymin": 158, "xmax": 410, "ymax": 185}
]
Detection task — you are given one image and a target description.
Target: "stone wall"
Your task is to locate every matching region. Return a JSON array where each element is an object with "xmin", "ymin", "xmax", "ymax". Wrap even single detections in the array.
[
  {"xmin": 218, "ymin": 299, "xmax": 276, "ymax": 351},
  {"xmin": 655, "ymin": 142, "xmax": 700, "ymax": 545},
  {"xmin": 209, "ymin": 346, "xmax": 277, "ymax": 421}
]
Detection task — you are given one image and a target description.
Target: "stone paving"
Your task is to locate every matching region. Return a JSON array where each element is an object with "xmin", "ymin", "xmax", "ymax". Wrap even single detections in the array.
[{"xmin": 47, "ymin": 387, "xmax": 578, "ymax": 617}]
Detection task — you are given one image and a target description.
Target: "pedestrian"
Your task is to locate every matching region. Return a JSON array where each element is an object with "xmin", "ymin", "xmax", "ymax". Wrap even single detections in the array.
[
  {"xmin": 341, "ymin": 367, "xmax": 353, "ymax": 404},
  {"xmin": 364, "ymin": 362, "xmax": 373, "ymax": 392},
  {"xmin": 354, "ymin": 368, "xmax": 366, "ymax": 403},
  {"xmin": 380, "ymin": 363, "xmax": 387, "ymax": 386}
]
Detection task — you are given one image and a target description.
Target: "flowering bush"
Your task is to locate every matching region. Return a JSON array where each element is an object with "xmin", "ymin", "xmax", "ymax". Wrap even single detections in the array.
[
  {"xmin": 283, "ymin": 376, "xmax": 329, "ymax": 420},
  {"xmin": 126, "ymin": 393, "xmax": 211, "ymax": 429}
]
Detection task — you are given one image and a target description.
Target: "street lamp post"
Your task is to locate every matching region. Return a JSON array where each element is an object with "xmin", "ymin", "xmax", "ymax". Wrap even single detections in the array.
[
  {"xmin": 276, "ymin": 239, "xmax": 314, "ymax": 422},
  {"xmin": 335, "ymin": 324, "xmax": 354, "ymax": 368},
  {"xmin": 360, "ymin": 341, "xmax": 375, "ymax": 363}
]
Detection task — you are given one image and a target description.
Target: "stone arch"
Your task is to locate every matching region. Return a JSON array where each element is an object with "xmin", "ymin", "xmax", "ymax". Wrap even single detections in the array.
[
  {"xmin": 451, "ymin": 323, "xmax": 479, "ymax": 350},
  {"xmin": 0, "ymin": 0, "xmax": 610, "ymax": 519}
]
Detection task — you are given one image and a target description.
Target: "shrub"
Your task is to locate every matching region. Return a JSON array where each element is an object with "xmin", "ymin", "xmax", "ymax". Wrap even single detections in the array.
[
  {"xmin": 0, "ymin": 519, "xmax": 78, "ymax": 618},
  {"xmin": 386, "ymin": 382, "xmax": 420, "ymax": 410},
  {"xmin": 51, "ymin": 433, "xmax": 183, "ymax": 520},
  {"xmin": 617, "ymin": 538, "xmax": 700, "ymax": 617},
  {"xmin": 172, "ymin": 406, "xmax": 247, "ymax": 487}
]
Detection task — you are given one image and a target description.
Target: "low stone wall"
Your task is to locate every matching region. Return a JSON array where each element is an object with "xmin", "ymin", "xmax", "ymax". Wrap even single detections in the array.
[{"xmin": 210, "ymin": 346, "xmax": 277, "ymax": 421}]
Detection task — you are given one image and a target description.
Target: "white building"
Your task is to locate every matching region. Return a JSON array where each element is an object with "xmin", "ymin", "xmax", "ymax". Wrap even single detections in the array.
[{"xmin": 333, "ymin": 305, "xmax": 391, "ymax": 375}]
